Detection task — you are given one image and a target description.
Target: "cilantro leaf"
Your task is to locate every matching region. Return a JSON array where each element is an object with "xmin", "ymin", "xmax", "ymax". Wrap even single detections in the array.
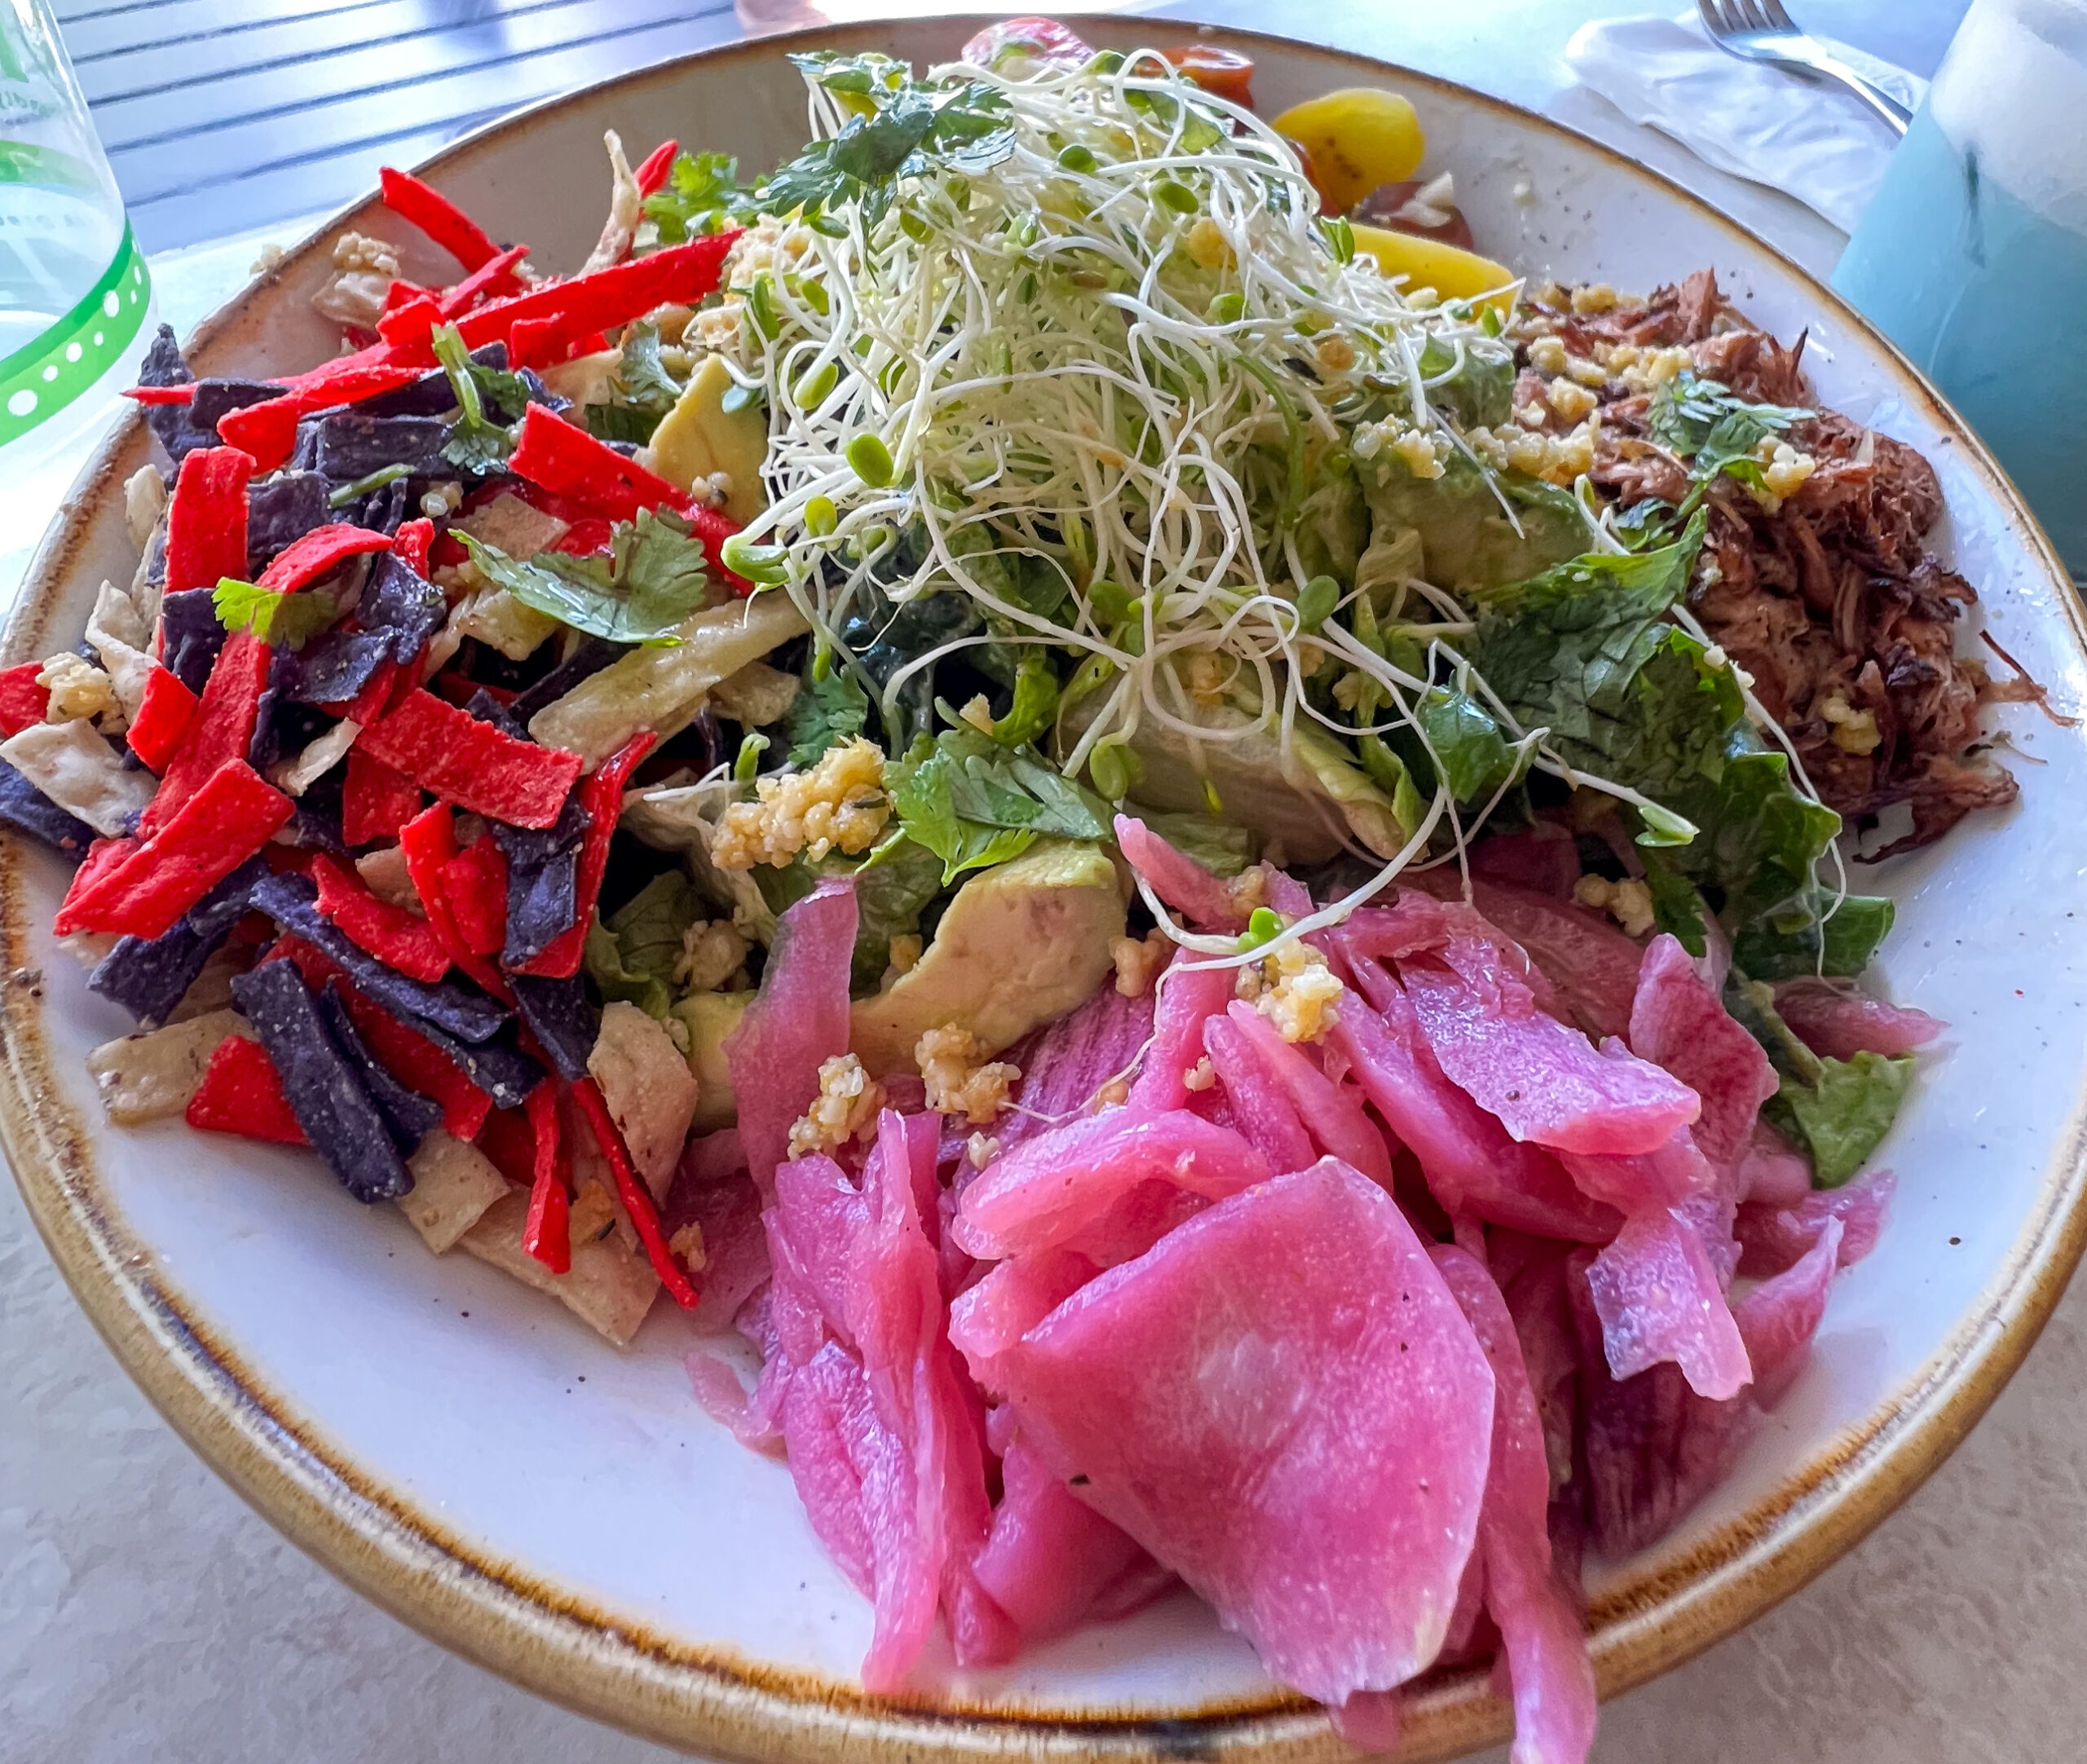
[
  {"xmin": 786, "ymin": 655, "xmax": 871, "ymax": 765},
  {"xmin": 642, "ymin": 150, "xmax": 747, "ymax": 245},
  {"xmin": 457, "ymin": 508, "xmax": 717, "ymax": 646},
  {"xmin": 889, "ymin": 729, "xmax": 1106, "ymax": 884},
  {"xmin": 757, "ymin": 55, "xmax": 1015, "ymax": 229},
  {"xmin": 211, "ymin": 576, "xmax": 342, "ymax": 649},
  {"xmin": 584, "ymin": 319, "xmax": 684, "ymax": 447},
  {"xmin": 1648, "ymin": 371, "xmax": 1813, "ymax": 461},
  {"xmin": 430, "ymin": 323, "xmax": 519, "ymax": 474}
]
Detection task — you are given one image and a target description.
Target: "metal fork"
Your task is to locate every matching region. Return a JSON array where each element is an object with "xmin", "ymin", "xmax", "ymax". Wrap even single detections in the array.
[{"xmin": 1697, "ymin": 0, "xmax": 1913, "ymax": 135}]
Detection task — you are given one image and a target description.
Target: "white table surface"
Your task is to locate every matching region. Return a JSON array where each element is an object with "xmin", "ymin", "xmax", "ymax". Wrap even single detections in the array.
[{"xmin": 10, "ymin": 5, "xmax": 2085, "ymax": 1761}]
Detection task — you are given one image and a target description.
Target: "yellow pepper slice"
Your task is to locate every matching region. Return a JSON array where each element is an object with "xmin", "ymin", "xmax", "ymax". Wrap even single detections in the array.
[
  {"xmin": 1270, "ymin": 88, "xmax": 1425, "ymax": 215},
  {"xmin": 1352, "ymin": 223, "xmax": 1516, "ymax": 309}
]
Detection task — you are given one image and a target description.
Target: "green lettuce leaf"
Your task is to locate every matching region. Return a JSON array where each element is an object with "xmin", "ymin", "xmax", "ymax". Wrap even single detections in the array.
[
  {"xmin": 1727, "ymin": 975, "xmax": 1915, "ymax": 1186},
  {"xmin": 584, "ymin": 870, "xmax": 705, "ymax": 1018},
  {"xmin": 1732, "ymin": 893, "xmax": 1895, "ymax": 980},
  {"xmin": 1467, "ymin": 517, "xmax": 1841, "ymax": 934},
  {"xmin": 458, "ymin": 508, "xmax": 716, "ymax": 646},
  {"xmin": 1416, "ymin": 685, "xmax": 1516, "ymax": 804}
]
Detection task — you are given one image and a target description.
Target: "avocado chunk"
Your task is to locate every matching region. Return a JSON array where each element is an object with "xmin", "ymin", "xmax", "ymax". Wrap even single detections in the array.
[
  {"xmin": 1361, "ymin": 450, "xmax": 1586, "ymax": 592},
  {"xmin": 849, "ymin": 838, "xmax": 1127, "ymax": 1076},
  {"xmin": 671, "ymin": 988, "xmax": 755, "ymax": 1132},
  {"xmin": 643, "ymin": 354, "xmax": 767, "ymax": 523}
]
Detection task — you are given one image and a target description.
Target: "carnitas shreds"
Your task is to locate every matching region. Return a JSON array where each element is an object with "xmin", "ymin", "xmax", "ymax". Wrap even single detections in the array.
[{"xmin": 1525, "ymin": 268, "xmax": 2037, "ymax": 858}]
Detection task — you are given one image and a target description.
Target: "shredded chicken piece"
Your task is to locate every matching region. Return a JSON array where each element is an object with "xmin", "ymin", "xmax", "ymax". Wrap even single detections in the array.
[
  {"xmin": 674, "ymin": 919, "xmax": 750, "ymax": 992},
  {"xmin": 1573, "ymin": 875, "xmax": 1657, "ymax": 939},
  {"xmin": 312, "ymin": 230, "xmax": 401, "ymax": 330},
  {"xmin": 38, "ymin": 653, "xmax": 115, "ymax": 723},
  {"xmin": 668, "ymin": 1221, "xmax": 710, "ymax": 1272},
  {"xmin": 580, "ymin": 130, "xmax": 643, "ymax": 275}
]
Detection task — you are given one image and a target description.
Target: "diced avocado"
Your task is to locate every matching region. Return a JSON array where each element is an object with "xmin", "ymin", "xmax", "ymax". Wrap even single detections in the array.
[
  {"xmin": 643, "ymin": 354, "xmax": 767, "ymax": 523},
  {"xmin": 672, "ymin": 988, "xmax": 755, "ymax": 1131},
  {"xmin": 849, "ymin": 838, "xmax": 1127, "ymax": 1076},
  {"xmin": 1361, "ymin": 450, "xmax": 1586, "ymax": 593}
]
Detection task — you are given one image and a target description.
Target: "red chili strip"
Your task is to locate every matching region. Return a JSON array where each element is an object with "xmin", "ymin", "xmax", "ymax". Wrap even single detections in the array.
[
  {"xmin": 397, "ymin": 803, "xmax": 513, "ymax": 1001},
  {"xmin": 342, "ymin": 660, "xmax": 405, "ymax": 727},
  {"xmin": 256, "ymin": 523, "xmax": 395, "ymax": 593},
  {"xmin": 186, "ymin": 1034, "xmax": 307, "ymax": 1144},
  {"xmin": 513, "ymin": 730, "xmax": 656, "ymax": 979},
  {"xmin": 341, "ymin": 746, "xmax": 421, "ymax": 845},
  {"xmin": 439, "ymin": 840, "xmax": 509, "ymax": 956},
  {"xmin": 520, "ymin": 1080, "xmax": 571, "ymax": 1272},
  {"xmin": 311, "ymin": 853, "xmax": 452, "ymax": 982},
  {"xmin": 124, "ymin": 385, "xmax": 194, "ymax": 407},
  {"xmin": 164, "ymin": 447, "xmax": 255, "ymax": 596},
  {"xmin": 452, "ymin": 232, "xmax": 739, "ymax": 359},
  {"xmin": 55, "ymin": 760, "xmax": 293, "ymax": 939},
  {"xmin": 390, "ymin": 516, "xmax": 435, "ymax": 576},
  {"xmin": 381, "ymin": 278, "xmax": 435, "ymax": 315},
  {"xmin": 633, "ymin": 139, "xmax": 679, "ymax": 197},
  {"xmin": 0, "ymin": 661, "xmax": 48, "ymax": 738},
  {"xmin": 571, "ymin": 1074, "xmax": 699, "ymax": 1308},
  {"xmin": 218, "ymin": 361, "xmax": 426, "ymax": 470},
  {"xmin": 280, "ymin": 933, "xmax": 493, "ymax": 1140},
  {"xmin": 438, "ymin": 242, "xmax": 530, "ymax": 320},
  {"xmin": 355, "ymin": 686, "xmax": 583, "ymax": 829},
  {"xmin": 548, "ymin": 516, "xmax": 614, "ymax": 558},
  {"xmin": 143, "ymin": 631, "xmax": 271, "ymax": 835},
  {"xmin": 56, "ymin": 835, "xmax": 139, "ymax": 925},
  {"xmin": 380, "ymin": 165, "xmax": 502, "ymax": 272},
  {"xmin": 125, "ymin": 664, "xmax": 199, "ymax": 773}
]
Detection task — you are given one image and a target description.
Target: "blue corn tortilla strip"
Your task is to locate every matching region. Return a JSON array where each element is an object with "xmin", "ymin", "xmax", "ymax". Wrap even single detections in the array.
[
  {"xmin": 230, "ymin": 959, "xmax": 413, "ymax": 1202},
  {"xmin": 158, "ymin": 587, "xmax": 228, "ymax": 695},
  {"xmin": 489, "ymin": 796, "xmax": 587, "ymax": 870},
  {"xmin": 509, "ymin": 635, "xmax": 627, "ymax": 723},
  {"xmin": 88, "ymin": 855, "xmax": 270, "ymax": 1025},
  {"xmin": 302, "ymin": 412, "xmax": 450, "ymax": 483},
  {"xmin": 417, "ymin": 1019, "xmax": 545, "ymax": 1109},
  {"xmin": 465, "ymin": 687, "xmax": 527, "ymax": 741},
  {"xmin": 192, "ymin": 378, "xmax": 288, "ymax": 432},
  {"xmin": 328, "ymin": 472, "xmax": 412, "ymax": 537},
  {"xmin": 249, "ymin": 871, "xmax": 510, "ymax": 1043},
  {"xmin": 510, "ymin": 972, "xmax": 598, "ymax": 1082},
  {"xmin": 280, "ymin": 627, "xmax": 395, "ymax": 707},
  {"xmin": 358, "ymin": 552, "xmax": 445, "ymax": 664},
  {"xmin": 312, "ymin": 978, "xmax": 443, "ymax": 1153},
  {"xmin": 502, "ymin": 849, "xmax": 578, "ymax": 966},
  {"xmin": 0, "ymin": 760, "xmax": 95, "ymax": 855},
  {"xmin": 246, "ymin": 472, "xmax": 330, "ymax": 570},
  {"xmin": 137, "ymin": 326, "xmax": 209, "ymax": 465}
]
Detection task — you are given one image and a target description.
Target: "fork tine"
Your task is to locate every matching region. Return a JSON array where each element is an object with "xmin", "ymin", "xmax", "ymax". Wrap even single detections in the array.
[
  {"xmin": 1697, "ymin": 0, "xmax": 1736, "ymax": 36},
  {"xmin": 1754, "ymin": 0, "xmax": 1798, "ymax": 28}
]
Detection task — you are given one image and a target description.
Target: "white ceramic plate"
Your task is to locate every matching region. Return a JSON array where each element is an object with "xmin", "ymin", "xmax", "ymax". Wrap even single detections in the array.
[{"xmin": 6, "ymin": 19, "xmax": 2085, "ymax": 1763}]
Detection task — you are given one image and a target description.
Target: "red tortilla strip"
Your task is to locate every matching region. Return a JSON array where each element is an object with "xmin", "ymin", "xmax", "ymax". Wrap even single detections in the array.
[
  {"xmin": 143, "ymin": 630, "xmax": 271, "ymax": 835},
  {"xmin": 380, "ymin": 165, "xmax": 501, "ymax": 271},
  {"xmin": 311, "ymin": 853, "xmax": 452, "ymax": 983},
  {"xmin": 57, "ymin": 760, "xmax": 293, "ymax": 940},
  {"xmin": 0, "ymin": 661, "xmax": 48, "ymax": 737},
  {"xmin": 355, "ymin": 686, "xmax": 581, "ymax": 829},
  {"xmin": 341, "ymin": 747, "xmax": 421, "ymax": 845},
  {"xmin": 439, "ymin": 840, "xmax": 509, "ymax": 957},
  {"xmin": 512, "ymin": 730, "xmax": 656, "ymax": 979},
  {"xmin": 186, "ymin": 1034, "xmax": 307, "ymax": 1145},
  {"xmin": 521, "ymin": 1079, "xmax": 571, "ymax": 1272},
  {"xmin": 125, "ymin": 664, "xmax": 200, "ymax": 774},
  {"xmin": 164, "ymin": 446, "xmax": 255, "ymax": 596},
  {"xmin": 256, "ymin": 523, "xmax": 395, "ymax": 594}
]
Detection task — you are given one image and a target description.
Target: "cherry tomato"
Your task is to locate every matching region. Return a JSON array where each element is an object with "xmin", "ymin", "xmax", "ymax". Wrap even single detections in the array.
[{"xmin": 1160, "ymin": 43, "xmax": 1255, "ymax": 106}]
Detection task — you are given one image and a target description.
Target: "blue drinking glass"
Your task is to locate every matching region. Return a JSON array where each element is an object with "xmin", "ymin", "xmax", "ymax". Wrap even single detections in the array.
[{"xmin": 1832, "ymin": 0, "xmax": 2087, "ymax": 578}]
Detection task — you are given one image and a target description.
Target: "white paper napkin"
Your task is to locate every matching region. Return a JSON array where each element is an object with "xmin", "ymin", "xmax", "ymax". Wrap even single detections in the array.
[{"xmin": 1564, "ymin": 11, "xmax": 1928, "ymax": 232}]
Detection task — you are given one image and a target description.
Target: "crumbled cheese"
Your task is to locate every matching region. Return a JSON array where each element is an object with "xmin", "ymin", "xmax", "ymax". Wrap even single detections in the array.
[
  {"xmin": 964, "ymin": 1132, "xmax": 999, "ymax": 1171},
  {"xmin": 788, "ymin": 1052, "xmax": 884, "ymax": 1158},
  {"xmin": 1525, "ymin": 334, "xmax": 1569, "ymax": 377},
  {"xmin": 37, "ymin": 653, "xmax": 115, "ymax": 723},
  {"xmin": 1225, "ymin": 865, "xmax": 1269, "ymax": 918},
  {"xmin": 1762, "ymin": 440, "xmax": 1817, "ymax": 499},
  {"xmin": 1570, "ymin": 282, "xmax": 1620, "ymax": 315},
  {"xmin": 957, "ymin": 693, "xmax": 997, "ymax": 734},
  {"xmin": 1530, "ymin": 279, "xmax": 1569, "ymax": 309},
  {"xmin": 1111, "ymin": 928, "xmax": 1173, "ymax": 999},
  {"xmin": 1313, "ymin": 331, "xmax": 1357, "ymax": 374},
  {"xmin": 711, "ymin": 736, "xmax": 890, "ymax": 871},
  {"xmin": 668, "ymin": 1220, "xmax": 710, "ymax": 1272},
  {"xmin": 1613, "ymin": 344, "xmax": 1691, "ymax": 394},
  {"xmin": 1184, "ymin": 215, "xmax": 1233, "ymax": 271},
  {"xmin": 916, "ymin": 1025, "xmax": 1020, "ymax": 1127},
  {"xmin": 1573, "ymin": 874, "xmax": 1657, "ymax": 938},
  {"xmin": 1500, "ymin": 415, "xmax": 1600, "ymax": 486},
  {"xmin": 687, "ymin": 299, "xmax": 745, "ymax": 353},
  {"xmin": 1182, "ymin": 1055, "xmax": 1217, "ymax": 1092},
  {"xmin": 1546, "ymin": 377, "xmax": 1599, "ymax": 422},
  {"xmin": 1820, "ymin": 694, "xmax": 1882, "ymax": 756},
  {"xmin": 1238, "ymin": 937, "xmax": 1344, "ymax": 1043},
  {"xmin": 249, "ymin": 242, "xmax": 287, "ymax": 276},
  {"xmin": 1515, "ymin": 399, "xmax": 1550, "ymax": 430},
  {"xmin": 1391, "ymin": 429, "xmax": 1445, "ymax": 479},
  {"xmin": 674, "ymin": 919, "xmax": 750, "ymax": 992}
]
